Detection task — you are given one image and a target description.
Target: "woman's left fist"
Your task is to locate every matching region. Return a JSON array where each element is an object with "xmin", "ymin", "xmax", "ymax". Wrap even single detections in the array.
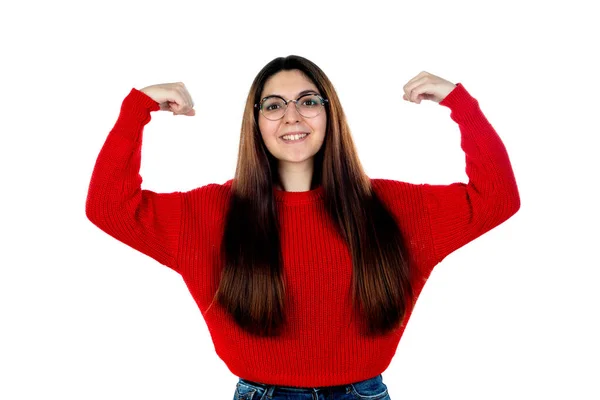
[{"xmin": 402, "ymin": 71, "xmax": 457, "ymax": 104}]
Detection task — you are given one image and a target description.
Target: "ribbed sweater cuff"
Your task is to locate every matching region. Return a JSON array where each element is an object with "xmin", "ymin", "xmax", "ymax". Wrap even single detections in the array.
[
  {"xmin": 438, "ymin": 82, "xmax": 481, "ymax": 124},
  {"xmin": 113, "ymin": 88, "xmax": 161, "ymax": 142}
]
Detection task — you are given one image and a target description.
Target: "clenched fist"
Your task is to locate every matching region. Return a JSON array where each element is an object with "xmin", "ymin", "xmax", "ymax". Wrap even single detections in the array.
[
  {"xmin": 402, "ymin": 71, "xmax": 456, "ymax": 104},
  {"xmin": 139, "ymin": 82, "xmax": 196, "ymax": 116}
]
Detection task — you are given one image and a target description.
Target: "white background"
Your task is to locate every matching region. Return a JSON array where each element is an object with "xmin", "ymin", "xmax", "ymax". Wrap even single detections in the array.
[{"xmin": 1, "ymin": 1, "xmax": 598, "ymax": 399}]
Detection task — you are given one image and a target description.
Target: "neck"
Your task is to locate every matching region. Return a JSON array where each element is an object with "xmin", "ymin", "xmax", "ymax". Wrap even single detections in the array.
[{"xmin": 276, "ymin": 159, "xmax": 314, "ymax": 192}]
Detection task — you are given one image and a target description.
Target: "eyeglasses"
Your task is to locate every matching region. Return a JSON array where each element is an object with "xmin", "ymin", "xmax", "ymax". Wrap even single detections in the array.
[{"xmin": 255, "ymin": 93, "xmax": 328, "ymax": 121}]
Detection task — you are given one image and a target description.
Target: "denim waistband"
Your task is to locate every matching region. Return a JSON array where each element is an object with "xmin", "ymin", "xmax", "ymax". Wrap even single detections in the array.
[
  {"xmin": 238, "ymin": 373, "xmax": 383, "ymax": 394},
  {"xmin": 239, "ymin": 378, "xmax": 348, "ymax": 392}
]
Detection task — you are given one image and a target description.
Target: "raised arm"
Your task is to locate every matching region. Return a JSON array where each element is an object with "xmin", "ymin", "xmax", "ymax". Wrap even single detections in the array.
[
  {"xmin": 421, "ymin": 82, "xmax": 520, "ymax": 265},
  {"xmin": 85, "ymin": 86, "xmax": 194, "ymax": 273}
]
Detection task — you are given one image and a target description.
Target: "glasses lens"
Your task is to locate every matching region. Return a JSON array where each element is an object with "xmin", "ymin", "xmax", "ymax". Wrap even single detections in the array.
[
  {"xmin": 297, "ymin": 94, "xmax": 323, "ymax": 118},
  {"xmin": 261, "ymin": 97, "xmax": 286, "ymax": 120}
]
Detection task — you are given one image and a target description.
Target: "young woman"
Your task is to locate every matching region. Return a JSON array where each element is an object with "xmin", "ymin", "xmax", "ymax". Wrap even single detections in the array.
[{"xmin": 86, "ymin": 55, "xmax": 520, "ymax": 399}]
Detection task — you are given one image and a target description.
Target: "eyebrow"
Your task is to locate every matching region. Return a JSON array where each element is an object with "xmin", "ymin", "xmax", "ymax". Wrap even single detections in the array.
[{"xmin": 265, "ymin": 89, "xmax": 319, "ymax": 99}]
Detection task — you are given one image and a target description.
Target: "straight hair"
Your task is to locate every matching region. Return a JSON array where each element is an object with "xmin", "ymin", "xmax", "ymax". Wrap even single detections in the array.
[{"xmin": 206, "ymin": 55, "xmax": 415, "ymax": 337}]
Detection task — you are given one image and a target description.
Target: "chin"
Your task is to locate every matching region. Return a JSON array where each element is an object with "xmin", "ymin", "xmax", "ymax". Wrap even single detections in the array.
[{"xmin": 278, "ymin": 154, "xmax": 315, "ymax": 164}]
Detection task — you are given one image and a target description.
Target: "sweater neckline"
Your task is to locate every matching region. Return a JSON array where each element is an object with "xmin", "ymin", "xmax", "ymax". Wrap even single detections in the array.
[{"xmin": 273, "ymin": 185, "xmax": 324, "ymax": 204}]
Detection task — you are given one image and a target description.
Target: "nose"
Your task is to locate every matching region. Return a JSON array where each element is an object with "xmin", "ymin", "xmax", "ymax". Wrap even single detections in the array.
[{"xmin": 283, "ymin": 100, "xmax": 301, "ymax": 123}]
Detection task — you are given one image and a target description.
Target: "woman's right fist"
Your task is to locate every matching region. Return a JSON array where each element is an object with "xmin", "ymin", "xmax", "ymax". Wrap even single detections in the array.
[{"xmin": 139, "ymin": 82, "xmax": 195, "ymax": 116}]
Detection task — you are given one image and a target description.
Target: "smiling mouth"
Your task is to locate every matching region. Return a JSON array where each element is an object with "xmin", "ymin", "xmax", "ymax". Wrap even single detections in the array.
[{"xmin": 281, "ymin": 132, "xmax": 309, "ymax": 142}]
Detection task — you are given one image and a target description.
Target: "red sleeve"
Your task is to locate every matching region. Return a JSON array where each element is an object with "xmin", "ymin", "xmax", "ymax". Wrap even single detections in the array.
[
  {"xmin": 85, "ymin": 88, "xmax": 183, "ymax": 273},
  {"xmin": 422, "ymin": 83, "xmax": 521, "ymax": 265}
]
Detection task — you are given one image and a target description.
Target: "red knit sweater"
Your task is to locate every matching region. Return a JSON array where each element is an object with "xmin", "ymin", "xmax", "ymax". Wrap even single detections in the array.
[{"xmin": 85, "ymin": 83, "xmax": 520, "ymax": 387}]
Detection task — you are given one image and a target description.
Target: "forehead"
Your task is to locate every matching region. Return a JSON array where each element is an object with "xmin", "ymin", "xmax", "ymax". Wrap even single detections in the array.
[{"xmin": 261, "ymin": 69, "xmax": 318, "ymax": 98}]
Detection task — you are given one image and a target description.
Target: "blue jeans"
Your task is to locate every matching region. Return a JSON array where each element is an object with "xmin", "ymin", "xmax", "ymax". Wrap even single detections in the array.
[{"xmin": 233, "ymin": 373, "xmax": 390, "ymax": 400}]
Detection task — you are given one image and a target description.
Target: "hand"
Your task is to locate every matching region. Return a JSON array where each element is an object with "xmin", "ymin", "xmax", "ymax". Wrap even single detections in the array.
[
  {"xmin": 139, "ymin": 82, "xmax": 196, "ymax": 116},
  {"xmin": 402, "ymin": 71, "xmax": 456, "ymax": 104}
]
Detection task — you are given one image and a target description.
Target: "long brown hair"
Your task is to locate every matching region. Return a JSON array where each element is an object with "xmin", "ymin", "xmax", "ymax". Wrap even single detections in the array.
[{"xmin": 208, "ymin": 55, "xmax": 415, "ymax": 337}]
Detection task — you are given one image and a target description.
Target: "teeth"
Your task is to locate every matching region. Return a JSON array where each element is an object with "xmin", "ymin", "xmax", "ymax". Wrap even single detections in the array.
[{"xmin": 282, "ymin": 133, "xmax": 308, "ymax": 141}]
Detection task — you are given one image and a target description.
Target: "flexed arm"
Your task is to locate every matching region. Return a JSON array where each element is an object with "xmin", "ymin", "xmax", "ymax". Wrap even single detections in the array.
[
  {"xmin": 85, "ymin": 83, "xmax": 196, "ymax": 273},
  {"xmin": 404, "ymin": 72, "xmax": 520, "ymax": 265}
]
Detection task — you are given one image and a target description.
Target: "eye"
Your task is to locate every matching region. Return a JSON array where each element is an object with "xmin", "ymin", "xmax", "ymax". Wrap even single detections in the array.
[
  {"xmin": 262, "ymin": 98, "xmax": 285, "ymax": 111},
  {"xmin": 299, "ymin": 94, "xmax": 321, "ymax": 107}
]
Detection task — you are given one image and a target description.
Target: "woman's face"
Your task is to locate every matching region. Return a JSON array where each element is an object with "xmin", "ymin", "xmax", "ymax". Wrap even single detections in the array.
[{"xmin": 257, "ymin": 69, "xmax": 327, "ymax": 166}]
